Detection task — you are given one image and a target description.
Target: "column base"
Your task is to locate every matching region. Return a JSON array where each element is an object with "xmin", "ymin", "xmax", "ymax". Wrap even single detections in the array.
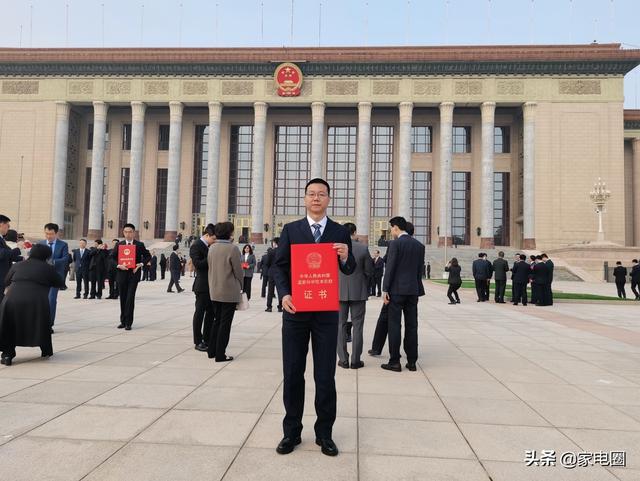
[
  {"xmin": 164, "ymin": 231, "xmax": 177, "ymax": 242},
  {"xmin": 480, "ymin": 237, "xmax": 495, "ymax": 249},
  {"xmin": 522, "ymin": 238, "xmax": 536, "ymax": 250},
  {"xmin": 87, "ymin": 229, "xmax": 103, "ymax": 240},
  {"xmin": 356, "ymin": 234, "xmax": 369, "ymax": 245},
  {"xmin": 250, "ymin": 232, "xmax": 264, "ymax": 244},
  {"xmin": 437, "ymin": 236, "xmax": 453, "ymax": 247}
]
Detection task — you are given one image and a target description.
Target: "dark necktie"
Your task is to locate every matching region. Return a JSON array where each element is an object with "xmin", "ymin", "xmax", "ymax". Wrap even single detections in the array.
[{"xmin": 312, "ymin": 224, "xmax": 321, "ymax": 243}]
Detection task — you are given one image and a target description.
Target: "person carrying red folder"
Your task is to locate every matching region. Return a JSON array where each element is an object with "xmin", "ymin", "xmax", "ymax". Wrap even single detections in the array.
[
  {"xmin": 271, "ymin": 178, "xmax": 356, "ymax": 458},
  {"xmin": 111, "ymin": 223, "xmax": 151, "ymax": 331}
]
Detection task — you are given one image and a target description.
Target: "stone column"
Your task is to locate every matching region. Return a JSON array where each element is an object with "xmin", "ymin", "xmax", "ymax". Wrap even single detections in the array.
[
  {"xmin": 205, "ymin": 101, "xmax": 223, "ymax": 225},
  {"xmin": 87, "ymin": 101, "xmax": 108, "ymax": 239},
  {"xmin": 522, "ymin": 102, "xmax": 537, "ymax": 249},
  {"xmin": 51, "ymin": 101, "xmax": 71, "ymax": 235},
  {"xmin": 310, "ymin": 102, "xmax": 325, "ymax": 179},
  {"xmin": 480, "ymin": 101, "xmax": 496, "ymax": 248},
  {"xmin": 397, "ymin": 101, "xmax": 414, "ymax": 218},
  {"xmin": 633, "ymin": 138, "xmax": 640, "ymax": 246},
  {"xmin": 356, "ymin": 102, "xmax": 372, "ymax": 244},
  {"xmin": 164, "ymin": 101, "xmax": 183, "ymax": 241},
  {"xmin": 438, "ymin": 101, "xmax": 454, "ymax": 247},
  {"xmin": 127, "ymin": 101, "xmax": 146, "ymax": 235},
  {"xmin": 250, "ymin": 102, "xmax": 268, "ymax": 244}
]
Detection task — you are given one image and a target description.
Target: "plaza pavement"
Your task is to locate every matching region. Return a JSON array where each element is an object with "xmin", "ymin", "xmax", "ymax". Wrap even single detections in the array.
[{"xmin": 0, "ymin": 277, "xmax": 639, "ymax": 481}]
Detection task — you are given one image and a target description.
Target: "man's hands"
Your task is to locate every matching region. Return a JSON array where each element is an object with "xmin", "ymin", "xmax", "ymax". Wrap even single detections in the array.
[
  {"xmin": 333, "ymin": 243, "xmax": 348, "ymax": 262},
  {"xmin": 383, "ymin": 292, "xmax": 390, "ymax": 305},
  {"xmin": 133, "ymin": 263, "xmax": 143, "ymax": 273},
  {"xmin": 117, "ymin": 265, "xmax": 128, "ymax": 270},
  {"xmin": 282, "ymin": 295, "xmax": 296, "ymax": 314}
]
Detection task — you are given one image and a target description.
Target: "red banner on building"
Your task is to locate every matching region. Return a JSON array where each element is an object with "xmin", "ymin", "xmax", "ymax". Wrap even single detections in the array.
[
  {"xmin": 291, "ymin": 243, "xmax": 339, "ymax": 312},
  {"xmin": 118, "ymin": 244, "xmax": 137, "ymax": 269}
]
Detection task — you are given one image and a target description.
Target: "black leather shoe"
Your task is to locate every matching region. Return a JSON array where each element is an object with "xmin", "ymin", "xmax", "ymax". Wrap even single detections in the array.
[
  {"xmin": 265, "ymin": 307, "xmax": 272, "ymax": 312},
  {"xmin": 346, "ymin": 335, "xmax": 352, "ymax": 343},
  {"xmin": 367, "ymin": 349, "xmax": 381, "ymax": 357},
  {"xmin": 276, "ymin": 436, "xmax": 301, "ymax": 455},
  {"xmin": 381, "ymin": 363, "xmax": 402, "ymax": 372},
  {"xmin": 350, "ymin": 361, "xmax": 364, "ymax": 369},
  {"xmin": 117, "ymin": 323, "xmax": 125, "ymax": 329},
  {"xmin": 124, "ymin": 326, "xmax": 132, "ymax": 331},
  {"xmin": 337, "ymin": 360, "xmax": 349, "ymax": 369},
  {"xmin": 74, "ymin": 295, "xmax": 81, "ymax": 299},
  {"xmin": 277, "ymin": 307, "xmax": 283, "ymax": 312},
  {"xmin": 315, "ymin": 438, "xmax": 339, "ymax": 457},
  {"xmin": 195, "ymin": 342, "xmax": 208, "ymax": 352},
  {"xmin": 215, "ymin": 356, "xmax": 233, "ymax": 362},
  {"xmin": 50, "ymin": 328, "xmax": 54, "ymax": 334},
  {"xmin": 405, "ymin": 363, "xmax": 417, "ymax": 371},
  {"xmin": 1, "ymin": 357, "xmax": 12, "ymax": 366}
]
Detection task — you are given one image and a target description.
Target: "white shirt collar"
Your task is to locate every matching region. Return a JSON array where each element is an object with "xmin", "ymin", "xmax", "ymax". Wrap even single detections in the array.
[
  {"xmin": 307, "ymin": 215, "xmax": 328, "ymax": 230},
  {"xmin": 398, "ymin": 232, "xmax": 409, "ymax": 238}
]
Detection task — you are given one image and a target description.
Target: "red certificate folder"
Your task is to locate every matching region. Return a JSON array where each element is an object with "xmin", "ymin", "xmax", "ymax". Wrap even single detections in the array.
[
  {"xmin": 118, "ymin": 244, "xmax": 137, "ymax": 269},
  {"xmin": 291, "ymin": 243, "xmax": 339, "ymax": 312}
]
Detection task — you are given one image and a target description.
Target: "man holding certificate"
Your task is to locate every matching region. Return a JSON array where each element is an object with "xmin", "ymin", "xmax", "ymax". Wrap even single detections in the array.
[
  {"xmin": 272, "ymin": 178, "xmax": 356, "ymax": 457},
  {"xmin": 111, "ymin": 223, "xmax": 151, "ymax": 330}
]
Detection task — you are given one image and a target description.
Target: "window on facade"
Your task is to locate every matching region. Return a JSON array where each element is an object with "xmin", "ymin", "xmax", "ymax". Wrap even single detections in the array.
[
  {"xmin": 154, "ymin": 168, "xmax": 168, "ymax": 238},
  {"xmin": 193, "ymin": 126, "xmax": 209, "ymax": 215},
  {"xmin": 228, "ymin": 126, "xmax": 253, "ymax": 216},
  {"xmin": 451, "ymin": 171, "xmax": 471, "ymax": 245},
  {"xmin": 82, "ymin": 167, "xmax": 107, "ymax": 236},
  {"xmin": 411, "ymin": 171, "xmax": 432, "ymax": 245},
  {"xmin": 158, "ymin": 124, "xmax": 170, "ymax": 151},
  {"xmin": 452, "ymin": 126, "xmax": 471, "ymax": 153},
  {"xmin": 371, "ymin": 126, "xmax": 394, "ymax": 218},
  {"xmin": 122, "ymin": 124, "xmax": 132, "ymax": 151},
  {"xmin": 493, "ymin": 172, "xmax": 510, "ymax": 246},
  {"xmin": 411, "ymin": 126, "xmax": 432, "ymax": 153},
  {"xmin": 118, "ymin": 168, "xmax": 130, "ymax": 232},
  {"xmin": 494, "ymin": 126, "xmax": 511, "ymax": 154},
  {"xmin": 87, "ymin": 122, "xmax": 109, "ymax": 150},
  {"xmin": 326, "ymin": 126, "xmax": 357, "ymax": 217},
  {"xmin": 273, "ymin": 126, "xmax": 311, "ymax": 216}
]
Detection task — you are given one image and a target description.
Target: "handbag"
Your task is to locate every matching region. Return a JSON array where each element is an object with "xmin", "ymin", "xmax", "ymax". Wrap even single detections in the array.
[{"xmin": 237, "ymin": 292, "xmax": 249, "ymax": 311}]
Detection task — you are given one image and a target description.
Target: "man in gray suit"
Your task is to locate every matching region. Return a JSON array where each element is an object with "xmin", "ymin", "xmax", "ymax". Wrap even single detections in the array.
[{"xmin": 337, "ymin": 223, "xmax": 374, "ymax": 369}]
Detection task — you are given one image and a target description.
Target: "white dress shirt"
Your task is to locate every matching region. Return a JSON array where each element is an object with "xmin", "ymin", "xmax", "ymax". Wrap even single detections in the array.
[{"xmin": 306, "ymin": 215, "xmax": 328, "ymax": 238}]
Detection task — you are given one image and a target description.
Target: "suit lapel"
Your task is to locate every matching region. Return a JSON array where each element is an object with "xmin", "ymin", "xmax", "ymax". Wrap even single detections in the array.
[
  {"xmin": 320, "ymin": 218, "xmax": 337, "ymax": 243},
  {"xmin": 298, "ymin": 218, "xmax": 316, "ymax": 244}
]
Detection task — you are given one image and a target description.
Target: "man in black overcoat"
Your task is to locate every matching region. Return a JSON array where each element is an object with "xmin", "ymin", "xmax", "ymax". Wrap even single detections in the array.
[{"xmin": 190, "ymin": 223, "xmax": 216, "ymax": 351}]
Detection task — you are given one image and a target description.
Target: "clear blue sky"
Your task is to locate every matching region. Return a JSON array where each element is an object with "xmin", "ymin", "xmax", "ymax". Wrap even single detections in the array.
[{"xmin": 1, "ymin": 0, "xmax": 639, "ymax": 107}]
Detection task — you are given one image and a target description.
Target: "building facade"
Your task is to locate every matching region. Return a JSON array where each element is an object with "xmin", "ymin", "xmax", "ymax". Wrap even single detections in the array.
[{"xmin": 1, "ymin": 44, "xmax": 640, "ymax": 249}]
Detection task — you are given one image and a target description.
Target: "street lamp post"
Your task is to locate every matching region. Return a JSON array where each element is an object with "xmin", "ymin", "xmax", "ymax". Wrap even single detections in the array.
[{"xmin": 589, "ymin": 177, "xmax": 611, "ymax": 242}]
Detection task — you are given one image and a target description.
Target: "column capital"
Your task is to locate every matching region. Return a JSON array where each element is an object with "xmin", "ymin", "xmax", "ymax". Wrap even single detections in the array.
[
  {"xmin": 169, "ymin": 101, "xmax": 184, "ymax": 121},
  {"xmin": 439, "ymin": 101, "xmax": 455, "ymax": 120},
  {"xmin": 399, "ymin": 101, "xmax": 414, "ymax": 122},
  {"xmin": 92, "ymin": 101, "xmax": 108, "ymax": 121},
  {"xmin": 632, "ymin": 137, "xmax": 640, "ymax": 150},
  {"xmin": 481, "ymin": 101, "xmax": 496, "ymax": 118},
  {"xmin": 311, "ymin": 101, "xmax": 326, "ymax": 121},
  {"xmin": 55, "ymin": 101, "xmax": 71, "ymax": 119},
  {"xmin": 208, "ymin": 101, "xmax": 223, "ymax": 120},
  {"xmin": 254, "ymin": 101, "xmax": 268, "ymax": 119},
  {"xmin": 523, "ymin": 101, "xmax": 537, "ymax": 119},
  {"xmin": 358, "ymin": 101, "xmax": 372, "ymax": 120},
  {"xmin": 131, "ymin": 101, "xmax": 146, "ymax": 122}
]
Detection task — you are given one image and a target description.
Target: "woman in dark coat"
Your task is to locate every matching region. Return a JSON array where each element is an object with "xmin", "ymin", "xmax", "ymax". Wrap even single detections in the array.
[
  {"xmin": 240, "ymin": 244, "xmax": 256, "ymax": 300},
  {"xmin": 159, "ymin": 253, "xmax": 167, "ymax": 280},
  {"xmin": 445, "ymin": 257, "xmax": 462, "ymax": 305},
  {"xmin": 0, "ymin": 244, "xmax": 64, "ymax": 366}
]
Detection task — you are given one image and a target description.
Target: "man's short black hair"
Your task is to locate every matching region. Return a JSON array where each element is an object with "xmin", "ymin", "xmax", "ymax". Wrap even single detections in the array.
[
  {"xmin": 80, "ymin": 238, "xmax": 87, "ymax": 243},
  {"xmin": 616, "ymin": 261, "xmax": 622, "ymax": 265},
  {"xmin": 214, "ymin": 221, "xmax": 234, "ymax": 240},
  {"xmin": 0, "ymin": 214, "xmax": 10, "ymax": 224},
  {"xmin": 95, "ymin": 239, "xmax": 103, "ymax": 245},
  {"xmin": 389, "ymin": 216, "xmax": 407, "ymax": 232},
  {"xmin": 272, "ymin": 237, "xmax": 280, "ymax": 245},
  {"xmin": 405, "ymin": 222, "xmax": 414, "ymax": 236},
  {"xmin": 305, "ymin": 178, "xmax": 331, "ymax": 197},
  {"xmin": 343, "ymin": 222, "xmax": 357, "ymax": 236},
  {"xmin": 30, "ymin": 243, "xmax": 52, "ymax": 261},
  {"xmin": 536, "ymin": 255, "xmax": 543, "ymax": 260},
  {"xmin": 123, "ymin": 223, "xmax": 135, "ymax": 231},
  {"xmin": 203, "ymin": 223, "xmax": 215, "ymax": 237},
  {"xmin": 44, "ymin": 223, "xmax": 59, "ymax": 233},
  {"xmin": 541, "ymin": 253, "xmax": 549, "ymax": 259},
  {"xmin": 520, "ymin": 254, "xmax": 527, "ymax": 261},
  {"xmin": 478, "ymin": 253, "xmax": 484, "ymax": 258},
  {"xmin": 173, "ymin": 244, "xmax": 179, "ymax": 251},
  {"xmin": 498, "ymin": 251, "xmax": 505, "ymax": 258},
  {"xmin": 633, "ymin": 259, "xmax": 638, "ymax": 263},
  {"xmin": 112, "ymin": 238, "xmax": 119, "ymax": 243}
]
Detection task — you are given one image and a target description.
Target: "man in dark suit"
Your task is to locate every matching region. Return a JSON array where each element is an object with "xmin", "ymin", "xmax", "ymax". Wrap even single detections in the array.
[
  {"xmin": 0, "ymin": 215, "xmax": 23, "ymax": 303},
  {"xmin": 106, "ymin": 239, "xmax": 120, "ymax": 299},
  {"xmin": 512, "ymin": 254, "xmax": 530, "ymax": 306},
  {"xmin": 532, "ymin": 255, "xmax": 548, "ymax": 306},
  {"xmin": 111, "ymin": 223, "xmax": 151, "ymax": 330},
  {"xmin": 541, "ymin": 253, "xmax": 554, "ymax": 306},
  {"xmin": 40, "ymin": 223, "xmax": 69, "ymax": 331},
  {"xmin": 613, "ymin": 261, "xmax": 628, "ymax": 299},
  {"xmin": 167, "ymin": 245, "xmax": 184, "ymax": 293},
  {"xmin": 492, "ymin": 251, "xmax": 509, "ymax": 303},
  {"xmin": 72, "ymin": 238, "xmax": 90, "ymax": 298},
  {"xmin": 259, "ymin": 249, "xmax": 271, "ymax": 298},
  {"xmin": 272, "ymin": 178, "xmax": 356, "ymax": 458},
  {"xmin": 472, "ymin": 253, "xmax": 488, "ymax": 302},
  {"xmin": 88, "ymin": 239, "xmax": 108, "ymax": 299},
  {"xmin": 630, "ymin": 259, "xmax": 640, "ymax": 300},
  {"xmin": 371, "ymin": 250, "xmax": 384, "ymax": 297},
  {"xmin": 381, "ymin": 216, "xmax": 425, "ymax": 373},
  {"xmin": 190, "ymin": 223, "xmax": 216, "ymax": 351},
  {"xmin": 265, "ymin": 239, "xmax": 282, "ymax": 312}
]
